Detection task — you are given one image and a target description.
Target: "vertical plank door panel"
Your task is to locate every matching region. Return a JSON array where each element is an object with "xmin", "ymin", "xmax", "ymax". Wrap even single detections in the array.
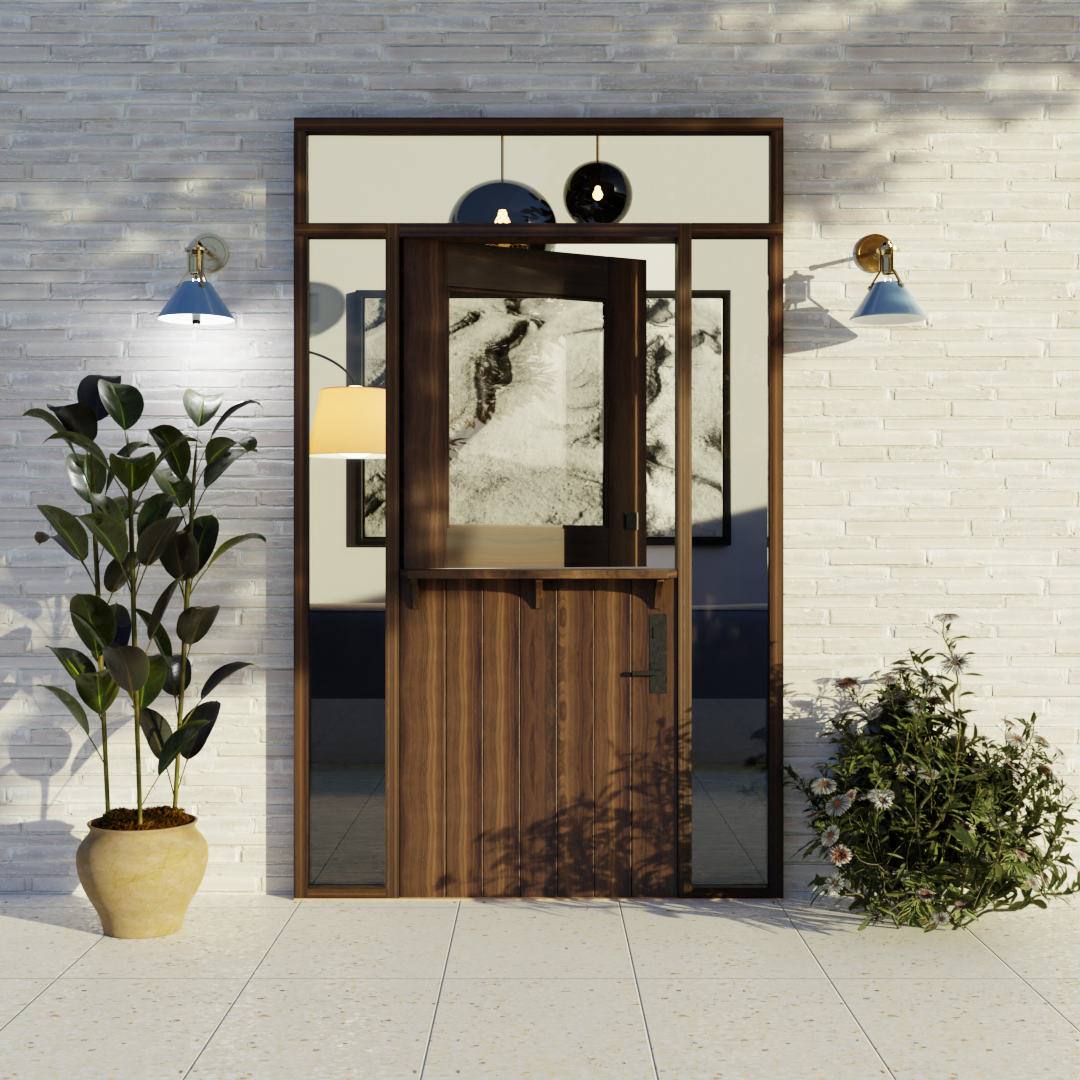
[
  {"xmin": 557, "ymin": 582, "xmax": 595, "ymax": 897},
  {"xmin": 445, "ymin": 580, "xmax": 483, "ymax": 897},
  {"xmin": 401, "ymin": 238, "xmax": 448, "ymax": 569},
  {"xmin": 593, "ymin": 582, "xmax": 633, "ymax": 897},
  {"xmin": 631, "ymin": 579, "xmax": 678, "ymax": 896},
  {"xmin": 520, "ymin": 578, "xmax": 558, "ymax": 896},
  {"xmin": 398, "ymin": 580, "xmax": 446, "ymax": 896},
  {"xmin": 482, "ymin": 580, "xmax": 521, "ymax": 896}
]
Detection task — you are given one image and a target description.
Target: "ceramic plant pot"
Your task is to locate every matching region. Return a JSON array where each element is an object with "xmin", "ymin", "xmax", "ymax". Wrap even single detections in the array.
[{"xmin": 76, "ymin": 818, "xmax": 208, "ymax": 938}]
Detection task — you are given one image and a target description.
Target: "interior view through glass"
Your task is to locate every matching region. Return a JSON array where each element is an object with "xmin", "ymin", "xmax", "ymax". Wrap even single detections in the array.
[{"xmin": 306, "ymin": 236, "xmax": 769, "ymax": 890}]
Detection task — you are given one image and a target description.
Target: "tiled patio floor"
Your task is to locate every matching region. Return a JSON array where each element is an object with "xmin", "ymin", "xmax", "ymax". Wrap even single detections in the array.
[{"xmin": 0, "ymin": 894, "xmax": 1076, "ymax": 1079}]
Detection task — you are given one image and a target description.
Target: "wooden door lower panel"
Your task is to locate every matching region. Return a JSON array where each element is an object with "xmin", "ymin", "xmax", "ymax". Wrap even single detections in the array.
[{"xmin": 398, "ymin": 578, "xmax": 677, "ymax": 897}]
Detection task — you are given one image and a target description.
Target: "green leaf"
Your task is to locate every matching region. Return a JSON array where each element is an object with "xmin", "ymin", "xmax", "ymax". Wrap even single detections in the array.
[
  {"xmin": 99, "ymin": 381, "xmax": 144, "ymax": 430},
  {"xmin": 192, "ymin": 516, "xmax": 219, "ymax": 571},
  {"xmin": 153, "ymin": 468, "xmax": 193, "ymax": 506},
  {"xmin": 205, "ymin": 436, "xmax": 236, "ymax": 465},
  {"xmin": 70, "ymin": 594, "xmax": 116, "ymax": 656},
  {"xmin": 163, "ymin": 654, "xmax": 190, "ymax": 696},
  {"xmin": 203, "ymin": 447, "xmax": 248, "ymax": 487},
  {"xmin": 48, "ymin": 646, "xmax": 96, "ymax": 679},
  {"xmin": 211, "ymin": 398, "xmax": 258, "ymax": 437},
  {"xmin": 156, "ymin": 707, "xmax": 217, "ymax": 773},
  {"xmin": 140, "ymin": 653, "xmax": 168, "ymax": 708},
  {"xmin": 151, "ymin": 622, "xmax": 173, "ymax": 660},
  {"xmin": 238, "ymin": 436, "xmax": 257, "ymax": 452},
  {"xmin": 109, "ymin": 452, "xmax": 157, "ymax": 492},
  {"xmin": 103, "ymin": 645, "xmax": 150, "ymax": 694},
  {"xmin": 200, "ymin": 532, "xmax": 265, "ymax": 574},
  {"xmin": 183, "ymin": 389, "xmax": 224, "ymax": 428},
  {"xmin": 148, "ymin": 425, "xmax": 191, "ymax": 478},
  {"xmin": 117, "ymin": 440, "xmax": 150, "ymax": 459},
  {"xmin": 23, "ymin": 407, "xmax": 67, "ymax": 435},
  {"xmin": 103, "ymin": 556, "xmax": 133, "ymax": 593},
  {"xmin": 46, "ymin": 429, "xmax": 108, "ymax": 468},
  {"xmin": 42, "ymin": 685, "xmax": 90, "ymax": 736},
  {"xmin": 37, "ymin": 505, "xmax": 89, "ymax": 562},
  {"xmin": 135, "ymin": 516, "xmax": 181, "ymax": 566},
  {"xmin": 181, "ymin": 700, "xmax": 220, "ymax": 759},
  {"xmin": 176, "ymin": 605, "xmax": 219, "ymax": 646},
  {"xmin": 66, "ymin": 452, "xmax": 109, "ymax": 502},
  {"xmin": 81, "ymin": 511, "xmax": 129, "ymax": 563},
  {"xmin": 48, "ymin": 403, "xmax": 98, "ymax": 440},
  {"xmin": 110, "ymin": 604, "xmax": 131, "ymax": 647},
  {"xmin": 201, "ymin": 661, "xmax": 251, "ymax": 699},
  {"xmin": 160, "ymin": 530, "xmax": 200, "ymax": 580},
  {"xmin": 88, "ymin": 492, "xmax": 127, "ymax": 520},
  {"xmin": 141, "ymin": 579, "xmax": 179, "ymax": 644},
  {"xmin": 140, "ymin": 707, "xmax": 173, "ymax": 759},
  {"xmin": 137, "ymin": 492, "xmax": 174, "ymax": 536},
  {"xmin": 74, "ymin": 670, "xmax": 119, "ymax": 714}
]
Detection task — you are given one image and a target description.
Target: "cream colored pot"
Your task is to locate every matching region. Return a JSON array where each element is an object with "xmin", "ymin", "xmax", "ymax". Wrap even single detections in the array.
[{"xmin": 76, "ymin": 818, "xmax": 208, "ymax": 938}]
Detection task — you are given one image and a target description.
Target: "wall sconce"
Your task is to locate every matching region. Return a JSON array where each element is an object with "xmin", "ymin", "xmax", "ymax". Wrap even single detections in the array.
[
  {"xmin": 309, "ymin": 351, "xmax": 386, "ymax": 459},
  {"xmin": 157, "ymin": 234, "xmax": 235, "ymax": 326},
  {"xmin": 850, "ymin": 234, "xmax": 927, "ymax": 326}
]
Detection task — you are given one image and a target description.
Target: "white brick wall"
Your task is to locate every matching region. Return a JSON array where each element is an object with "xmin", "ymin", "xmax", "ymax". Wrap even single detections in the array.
[{"xmin": 1, "ymin": 1, "xmax": 1078, "ymax": 895}]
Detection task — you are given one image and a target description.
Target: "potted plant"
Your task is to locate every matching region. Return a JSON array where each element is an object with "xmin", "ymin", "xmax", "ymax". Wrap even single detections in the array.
[
  {"xmin": 26, "ymin": 381, "xmax": 263, "ymax": 937},
  {"xmin": 786, "ymin": 616, "xmax": 1079, "ymax": 929}
]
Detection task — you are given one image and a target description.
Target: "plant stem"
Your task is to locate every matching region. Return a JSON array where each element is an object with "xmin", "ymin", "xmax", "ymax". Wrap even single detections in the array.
[
  {"xmin": 127, "ymin": 495, "xmax": 143, "ymax": 826},
  {"xmin": 91, "ymin": 537, "xmax": 112, "ymax": 812}
]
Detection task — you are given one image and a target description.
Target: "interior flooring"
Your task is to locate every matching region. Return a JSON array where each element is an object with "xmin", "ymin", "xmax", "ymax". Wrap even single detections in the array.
[{"xmin": 1, "ymin": 894, "xmax": 1075, "ymax": 1080}]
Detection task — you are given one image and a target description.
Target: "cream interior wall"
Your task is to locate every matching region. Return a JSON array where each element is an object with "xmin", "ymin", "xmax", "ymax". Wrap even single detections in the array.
[{"xmin": 2, "ymin": 1, "xmax": 1078, "ymax": 895}]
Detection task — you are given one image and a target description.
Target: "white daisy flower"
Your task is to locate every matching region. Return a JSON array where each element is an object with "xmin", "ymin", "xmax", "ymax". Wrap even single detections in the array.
[
  {"xmin": 930, "ymin": 911, "xmax": 950, "ymax": 926},
  {"xmin": 1013, "ymin": 849, "xmax": 1028, "ymax": 863},
  {"xmin": 1034, "ymin": 735, "xmax": 1049, "ymax": 747},
  {"xmin": 820, "ymin": 824, "xmax": 841, "ymax": 848},
  {"xmin": 828, "ymin": 844, "xmax": 853, "ymax": 867},
  {"xmin": 916, "ymin": 767, "xmax": 940, "ymax": 781},
  {"xmin": 934, "ymin": 613, "xmax": 959, "ymax": 623},
  {"xmin": 941, "ymin": 652, "xmax": 971, "ymax": 674},
  {"xmin": 896, "ymin": 763, "xmax": 914, "ymax": 777},
  {"xmin": 809, "ymin": 777, "xmax": 837, "ymax": 796},
  {"xmin": 1005, "ymin": 732, "xmax": 1025, "ymax": 747},
  {"xmin": 1023, "ymin": 874, "xmax": 1041, "ymax": 890},
  {"xmin": 844, "ymin": 788, "xmax": 858, "ymax": 800},
  {"xmin": 915, "ymin": 886, "xmax": 935, "ymax": 901},
  {"xmin": 824, "ymin": 794, "xmax": 853, "ymax": 817},
  {"xmin": 863, "ymin": 788, "xmax": 895, "ymax": 810}
]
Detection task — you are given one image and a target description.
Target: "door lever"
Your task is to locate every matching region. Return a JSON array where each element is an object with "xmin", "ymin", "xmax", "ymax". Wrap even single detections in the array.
[{"xmin": 628, "ymin": 614, "xmax": 667, "ymax": 694}]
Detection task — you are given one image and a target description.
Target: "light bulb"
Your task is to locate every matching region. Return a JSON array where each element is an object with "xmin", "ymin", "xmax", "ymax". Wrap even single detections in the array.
[
  {"xmin": 591, "ymin": 184, "xmax": 604, "ymax": 201},
  {"xmin": 493, "ymin": 208, "xmax": 511, "ymax": 224}
]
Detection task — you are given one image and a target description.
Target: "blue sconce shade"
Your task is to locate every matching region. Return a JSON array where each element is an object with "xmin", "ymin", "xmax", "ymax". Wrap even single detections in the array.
[
  {"xmin": 850, "ymin": 280, "xmax": 926, "ymax": 326},
  {"xmin": 158, "ymin": 277, "xmax": 235, "ymax": 326},
  {"xmin": 451, "ymin": 181, "xmax": 556, "ymax": 225}
]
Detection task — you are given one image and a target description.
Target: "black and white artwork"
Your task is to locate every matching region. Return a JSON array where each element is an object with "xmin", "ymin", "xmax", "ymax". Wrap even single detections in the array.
[
  {"xmin": 447, "ymin": 296, "xmax": 605, "ymax": 527},
  {"xmin": 645, "ymin": 293, "xmax": 728, "ymax": 542},
  {"xmin": 347, "ymin": 292, "xmax": 387, "ymax": 542}
]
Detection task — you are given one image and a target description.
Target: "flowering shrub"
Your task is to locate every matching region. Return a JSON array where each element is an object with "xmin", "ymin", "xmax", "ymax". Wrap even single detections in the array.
[{"xmin": 786, "ymin": 616, "xmax": 1079, "ymax": 930}]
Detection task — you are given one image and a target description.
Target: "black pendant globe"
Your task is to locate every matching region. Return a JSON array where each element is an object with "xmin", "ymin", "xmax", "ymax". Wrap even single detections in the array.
[
  {"xmin": 450, "ymin": 181, "xmax": 556, "ymax": 225},
  {"xmin": 564, "ymin": 161, "xmax": 631, "ymax": 224}
]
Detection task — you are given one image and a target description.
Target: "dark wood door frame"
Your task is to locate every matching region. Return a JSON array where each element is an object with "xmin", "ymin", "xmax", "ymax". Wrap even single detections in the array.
[{"xmin": 293, "ymin": 118, "xmax": 783, "ymax": 900}]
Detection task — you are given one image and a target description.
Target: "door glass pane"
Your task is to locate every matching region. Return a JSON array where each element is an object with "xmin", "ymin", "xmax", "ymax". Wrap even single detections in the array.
[
  {"xmin": 689, "ymin": 239, "xmax": 769, "ymax": 888},
  {"xmin": 448, "ymin": 296, "xmax": 604, "ymax": 527},
  {"xmin": 307, "ymin": 238, "xmax": 387, "ymax": 887}
]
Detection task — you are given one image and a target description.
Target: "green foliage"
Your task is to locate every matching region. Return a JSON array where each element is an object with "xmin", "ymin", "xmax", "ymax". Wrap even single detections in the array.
[{"xmin": 786, "ymin": 618, "xmax": 1080, "ymax": 930}]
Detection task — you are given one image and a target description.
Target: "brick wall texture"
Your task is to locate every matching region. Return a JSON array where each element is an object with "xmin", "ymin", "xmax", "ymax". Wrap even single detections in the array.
[{"xmin": 1, "ymin": 1, "xmax": 1078, "ymax": 895}]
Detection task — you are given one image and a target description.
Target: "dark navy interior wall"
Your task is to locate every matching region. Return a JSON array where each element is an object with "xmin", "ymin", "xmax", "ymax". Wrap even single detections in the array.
[
  {"xmin": 692, "ymin": 610, "xmax": 768, "ymax": 699},
  {"xmin": 310, "ymin": 610, "xmax": 386, "ymax": 698}
]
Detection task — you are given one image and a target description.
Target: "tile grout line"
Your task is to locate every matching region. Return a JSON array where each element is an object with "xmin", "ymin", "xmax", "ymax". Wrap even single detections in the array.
[
  {"xmin": 418, "ymin": 898, "xmax": 461, "ymax": 1080},
  {"xmin": 962, "ymin": 923, "xmax": 1080, "ymax": 1034},
  {"xmin": 179, "ymin": 900, "xmax": 303, "ymax": 1080},
  {"xmin": 0, "ymin": 901, "xmax": 106, "ymax": 1036},
  {"xmin": 778, "ymin": 901, "xmax": 899, "ymax": 1080},
  {"xmin": 618, "ymin": 902, "xmax": 660, "ymax": 1080}
]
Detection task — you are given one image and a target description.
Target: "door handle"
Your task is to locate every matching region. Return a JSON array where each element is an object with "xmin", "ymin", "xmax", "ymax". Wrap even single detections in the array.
[{"xmin": 628, "ymin": 614, "xmax": 667, "ymax": 694}]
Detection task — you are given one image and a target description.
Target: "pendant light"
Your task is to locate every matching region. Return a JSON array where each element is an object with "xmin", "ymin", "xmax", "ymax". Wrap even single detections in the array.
[
  {"xmin": 849, "ymin": 234, "xmax": 927, "ymax": 326},
  {"xmin": 157, "ymin": 234, "xmax": 235, "ymax": 326},
  {"xmin": 308, "ymin": 352, "xmax": 386, "ymax": 459},
  {"xmin": 451, "ymin": 136, "xmax": 555, "ymax": 225},
  {"xmin": 564, "ymin": 137, "xmax": 632, "ymax": 224}
]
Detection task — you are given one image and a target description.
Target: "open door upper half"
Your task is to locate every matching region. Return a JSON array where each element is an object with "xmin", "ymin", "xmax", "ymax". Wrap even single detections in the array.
[{"xmin": 400, "ymin": 240, "xmax": 646, "ymax": 569}]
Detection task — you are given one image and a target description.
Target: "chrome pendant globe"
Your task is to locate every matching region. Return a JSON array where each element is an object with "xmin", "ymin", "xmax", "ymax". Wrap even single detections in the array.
[
  {"xmin": 564, "ymin": 161, "xmax": 631, "ymax": 224},
  {"xmin": 450, "ymin": 181, "xmax": 555, "ymax": 225}
]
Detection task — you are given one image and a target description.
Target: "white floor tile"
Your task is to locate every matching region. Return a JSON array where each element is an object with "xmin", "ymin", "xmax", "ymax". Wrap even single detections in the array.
[
  {"xmin": 186, "ymin": 978, "xmax": 440, "ymax": 1080},
  {"xmin": 0, "ymin": 981, "xmax": 51, "ymax": 1028},
  {"xmin": 424, "ymin": 978, "xmax": 654, "ymax": 1080}
]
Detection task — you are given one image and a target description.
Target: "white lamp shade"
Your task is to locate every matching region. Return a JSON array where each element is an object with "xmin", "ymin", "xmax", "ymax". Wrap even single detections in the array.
[
  {"xmin": 850, "ymin": 279, "xmax": 926, "ymax": 326},
  {"xmin": 309, "ymin": 386, "xmax": 387, "ymax": 459},
  {"xmin": 158, "ymin": 277, "xmax": 235, "ymax": 325}
]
